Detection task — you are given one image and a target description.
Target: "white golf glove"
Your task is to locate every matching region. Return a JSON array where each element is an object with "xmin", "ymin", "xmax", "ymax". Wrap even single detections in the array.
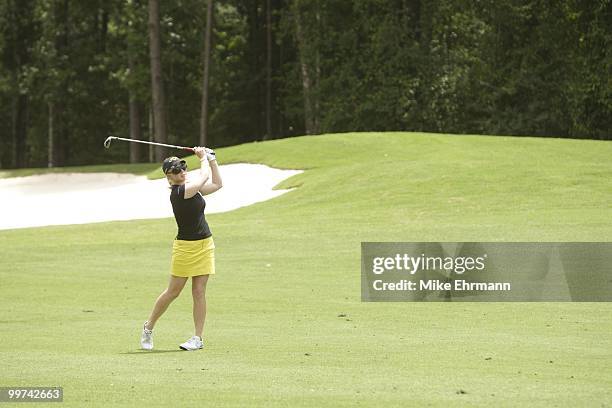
[{"xmin": 205, "ymin": 148, "xmax": 216, "ymax": 162}]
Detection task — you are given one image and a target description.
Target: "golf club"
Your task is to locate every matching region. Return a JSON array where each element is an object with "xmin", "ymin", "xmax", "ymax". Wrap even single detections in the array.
[{"xmin": 104, "ymin": 136, "xmax": 195, "ymax": 152}]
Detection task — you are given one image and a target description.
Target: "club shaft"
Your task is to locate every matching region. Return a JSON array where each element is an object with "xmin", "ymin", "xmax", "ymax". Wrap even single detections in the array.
[{"xmin": 110, "ymin": 136, "xmax": 194, "ymax": 152}]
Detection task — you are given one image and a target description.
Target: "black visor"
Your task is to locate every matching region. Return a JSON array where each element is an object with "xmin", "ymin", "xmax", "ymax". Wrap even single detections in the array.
[{"xmin": 162, "ymin": 157, "xmax": 187, "ymax": 174}]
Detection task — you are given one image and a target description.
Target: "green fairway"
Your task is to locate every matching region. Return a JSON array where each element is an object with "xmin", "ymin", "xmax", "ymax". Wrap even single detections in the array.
[{"xmin": 1, "ymin": 132, "xmax": 611, "ymax": 407}]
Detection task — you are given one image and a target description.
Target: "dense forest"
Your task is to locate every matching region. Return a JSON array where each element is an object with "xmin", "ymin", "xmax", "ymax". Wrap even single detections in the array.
[{"xmin": 0, "ymin": 0, "xmax": 610, "ymax": 168}]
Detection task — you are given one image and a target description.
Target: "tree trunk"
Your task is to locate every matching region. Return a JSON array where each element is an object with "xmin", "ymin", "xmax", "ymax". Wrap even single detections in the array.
[
  {"xmin": 14, "ymin": 94, "xmax": 28, "ymax": 168},
  {"xmin": 294, "ymin": 4, "xmax": 316, "ymax": 135},
  {"xmin": 128, "ymin": 51, "xmax": 142, "ymax": 163},
  {"xmin": 53, "ymin": 102, "xmax": 66, "ymax": 166},
  {"xmin": 12, "ymin": 94, "xmax": 29, "ymax": 168},
  {"xmin": 48, "ymin": 102, "xmax": 54, "ymax": 168},
  {"xmin": 51, "ymin": 0, "xmax": 69, "ymax": 167},
  {"xmin": 199, "ymin": 0, "xmax": 214, "ymax": 147},
  {"xmin": 148, "ymin": 105, "xmax": 154, "ymax": 163},
  {"xmin": 129, "ymin": 99, "xmax": 142, "ymax": 163},
  {"xmin": 314, "ymin": 4, "xmax": 320, "ymax": 133},
  {"xmin": 99, "ymin": 8, "xmax": 108, "ymax": 52},
  {"xmin": 8, "ymin": 0, "xmax": 36, "ymax": 168},
  {"xmin": 264, "ymin": 0, "xmax": 272, "ymax": 140},
  {"xmin": 148, "ymin": 0, "xmax": 167, "ymax": 161}
]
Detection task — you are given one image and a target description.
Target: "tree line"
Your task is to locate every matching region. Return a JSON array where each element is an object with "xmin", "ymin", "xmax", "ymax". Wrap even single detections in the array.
[{"xmin": 1, "ymin": 0, "xmax": 610, "ymax": 168}]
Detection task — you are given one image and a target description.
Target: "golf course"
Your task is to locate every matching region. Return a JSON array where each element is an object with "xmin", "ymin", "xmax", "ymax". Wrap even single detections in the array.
[{"xmin": 1, "ymin": 132, "xmax": 611, "ymax": 407}]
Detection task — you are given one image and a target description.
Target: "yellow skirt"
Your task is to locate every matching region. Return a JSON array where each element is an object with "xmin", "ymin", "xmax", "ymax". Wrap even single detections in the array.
[{"xmin": 171, "ymin": 237, "xmax": 215, "ymax": 277}]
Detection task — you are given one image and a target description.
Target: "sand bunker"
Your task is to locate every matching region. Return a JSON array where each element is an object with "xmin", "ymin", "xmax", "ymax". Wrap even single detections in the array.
[{"xmin": 0, "ymin": 163, "xmax": 302, "ymax": 230}]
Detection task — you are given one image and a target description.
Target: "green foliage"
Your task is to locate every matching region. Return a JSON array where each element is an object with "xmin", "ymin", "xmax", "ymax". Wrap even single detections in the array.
[{"xmin": 0, "ymin": 0, "xmax": 609, "ymax": 169}]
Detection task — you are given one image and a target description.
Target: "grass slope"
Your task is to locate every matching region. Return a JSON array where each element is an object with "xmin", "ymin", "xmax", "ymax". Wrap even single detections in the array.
[{"xmin": 1, "ymin": 132, "xmax": 611, "ymax": 407}]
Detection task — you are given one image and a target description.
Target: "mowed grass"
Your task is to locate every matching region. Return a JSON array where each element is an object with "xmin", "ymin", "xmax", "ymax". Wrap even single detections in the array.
[{"xmin": 1, "ymin": 132, "xmax": 611, "ymax": 407}]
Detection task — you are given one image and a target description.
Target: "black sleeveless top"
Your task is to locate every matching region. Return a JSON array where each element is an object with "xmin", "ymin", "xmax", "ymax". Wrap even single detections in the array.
[{"xmin": 170, "ymin": 184, "xmax": 212, "ymax": 240}]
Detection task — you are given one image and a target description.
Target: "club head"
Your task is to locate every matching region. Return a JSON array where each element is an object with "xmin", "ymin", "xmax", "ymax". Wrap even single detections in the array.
[{"xmin": 104, "ymin": 136, "xmax": 114, "ymax": 149}]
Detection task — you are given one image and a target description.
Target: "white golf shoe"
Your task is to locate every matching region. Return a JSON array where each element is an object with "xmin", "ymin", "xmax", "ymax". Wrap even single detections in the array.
[
  {"xmin": 140, "ymin": 322, "xmax": 154, "ymax": 350},
  {"xmin": 179, "ymin": 336, "xmax": 203, "ymax": 351}
]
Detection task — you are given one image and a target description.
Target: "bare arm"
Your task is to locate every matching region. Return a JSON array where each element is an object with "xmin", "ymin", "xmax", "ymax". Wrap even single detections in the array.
[
  {"xmin": 184, "ymin": 147, "xmax": 210, "ymax": 199},
  {"xmin": 199, "ymin": 158, "xmax": 223, "ymax": 195}
]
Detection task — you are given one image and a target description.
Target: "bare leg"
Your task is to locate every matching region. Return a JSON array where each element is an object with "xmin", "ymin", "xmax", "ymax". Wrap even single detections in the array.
[
  {"xmin": 146, "ymin": 275, "xmax": 188, "ymax": 329},
  {"xmin": 191, "ymin": 275, "xmax": 209, "ymax": 338}
]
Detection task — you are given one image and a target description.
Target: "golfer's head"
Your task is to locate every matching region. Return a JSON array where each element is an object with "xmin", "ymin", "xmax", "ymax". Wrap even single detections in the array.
[{"xmin": 163, "ymin": 157, "xmax": 187, "ymax": 184}]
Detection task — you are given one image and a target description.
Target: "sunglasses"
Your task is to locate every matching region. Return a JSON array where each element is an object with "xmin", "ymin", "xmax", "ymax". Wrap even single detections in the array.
[{"xmin": 166, "ymin": 162, "xmax": 187, "ymax": 175}]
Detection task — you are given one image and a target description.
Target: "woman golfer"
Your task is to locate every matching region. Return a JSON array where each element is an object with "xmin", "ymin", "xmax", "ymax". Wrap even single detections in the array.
[{"xmin": 140, "ymin": 146, "xmax": 222, "ymax": 351}]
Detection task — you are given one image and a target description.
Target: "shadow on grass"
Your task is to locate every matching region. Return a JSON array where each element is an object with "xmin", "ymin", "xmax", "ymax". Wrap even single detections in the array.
[{"xmin": 121, "ymin": 349, "xmax": 185, "ymax": 354}]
